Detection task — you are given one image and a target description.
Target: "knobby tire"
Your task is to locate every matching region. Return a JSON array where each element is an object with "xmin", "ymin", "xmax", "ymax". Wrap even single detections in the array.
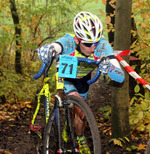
[{"xmin": 43, "ymin": 95, "xmax": 101, "ymax": 154}]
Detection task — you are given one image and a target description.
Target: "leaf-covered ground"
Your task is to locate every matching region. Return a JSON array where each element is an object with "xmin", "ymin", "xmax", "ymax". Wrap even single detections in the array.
[{"xmin": 0, "ymin": 78, "xmax": 149, "ymax": 154}]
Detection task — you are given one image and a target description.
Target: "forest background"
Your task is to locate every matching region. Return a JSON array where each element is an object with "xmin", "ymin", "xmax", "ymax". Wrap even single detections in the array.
[{"xmin": 0, "ymin": 0, "xmax": 150, "ymax": 152}]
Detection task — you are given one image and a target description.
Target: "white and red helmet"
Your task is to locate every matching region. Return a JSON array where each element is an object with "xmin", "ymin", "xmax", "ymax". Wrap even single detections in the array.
[{"xmin": 73, "ymin": 11, "xmax": 103, "ymax": 43}]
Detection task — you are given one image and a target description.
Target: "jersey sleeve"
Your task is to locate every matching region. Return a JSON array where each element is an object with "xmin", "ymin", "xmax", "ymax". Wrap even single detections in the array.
[
  {"xmin": 94, "ymin": 38, "xmax": 114, "ymax": 58},
  {"xmin": 55, "ymin": 34, "xmax": 76, "ymax": 54}
]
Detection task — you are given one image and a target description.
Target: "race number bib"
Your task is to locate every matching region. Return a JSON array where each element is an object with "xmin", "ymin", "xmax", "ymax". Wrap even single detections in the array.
[{"xmin": 58, "ymin": 55, "xmax": 78, "ymax": 78}]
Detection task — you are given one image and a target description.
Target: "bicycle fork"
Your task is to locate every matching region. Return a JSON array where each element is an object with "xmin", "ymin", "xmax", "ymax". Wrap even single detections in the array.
[{"xmin": 54, "ymin": 94, "xmax": 79, "ymax": 153}]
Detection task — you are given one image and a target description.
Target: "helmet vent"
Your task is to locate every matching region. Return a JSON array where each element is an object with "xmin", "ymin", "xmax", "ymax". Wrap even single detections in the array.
[
  {"xmin": 76, "ymin": 32, "xmax": 84, "ymax": 38},
  {"xmin": 76, "ymin": 20, "xmax": 81, "ymax": 29},
  {"xmin": 98, "ymin": 31, "xmax": 100, "ymax": 38},
  {"xmin": 86, "ymin": 34, "xmax": 91, "ymax": 39},
  {"xmin": 80, "ymin": 12, "xmax": 84, "ymax": 17},
  {"xmin": 90, "ymin": 19, "xmax": 95, "ymax": 36},
  {"xmin": 83, "ymin": 25, "xmax": 88, "ymax": 32}
]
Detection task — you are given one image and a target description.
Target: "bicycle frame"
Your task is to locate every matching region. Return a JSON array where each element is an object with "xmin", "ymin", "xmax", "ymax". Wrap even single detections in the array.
[{"xmin": 30, "ymin": 62, "xmax": 55, "ymax": 138}]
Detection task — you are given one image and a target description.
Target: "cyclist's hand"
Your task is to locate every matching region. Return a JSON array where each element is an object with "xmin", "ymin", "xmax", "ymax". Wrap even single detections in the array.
[
  {"xmin": 98, "ymin": 57, "xmax": 110, "ymax": 75},
  {"xmin": 37, "ymin": 44, "xmax": 54, "ymax": 63}
]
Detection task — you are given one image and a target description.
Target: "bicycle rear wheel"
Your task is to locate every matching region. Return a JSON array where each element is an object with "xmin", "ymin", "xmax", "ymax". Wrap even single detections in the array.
[{"xmin": 43, "ymin": 95, "xmax": 101, "ymax": 154}]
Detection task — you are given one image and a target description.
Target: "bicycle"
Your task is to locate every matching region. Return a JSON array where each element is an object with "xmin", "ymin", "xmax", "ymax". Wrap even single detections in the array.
[{"xmin": 32, "ymin": 51, "xmax": 108, "ymax": 154}]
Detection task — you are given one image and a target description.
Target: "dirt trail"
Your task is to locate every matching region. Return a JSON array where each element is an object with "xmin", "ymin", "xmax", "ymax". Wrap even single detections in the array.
[{"xmin": 0, "ymin": 77, "xmax": 148, "ymax": 154}]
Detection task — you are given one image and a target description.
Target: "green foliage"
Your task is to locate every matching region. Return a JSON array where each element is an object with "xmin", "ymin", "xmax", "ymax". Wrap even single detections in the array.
[
  {"xmin": 126, "ymin": 145, "xmax": 137, "ymax": 152},
  {"xmin": 109, "ymin": 136, "xmax": 130, "ymax": 147},
  {"xmin": 0, "ymin": 50, "xmax": 43, "ymax": 103},
  {"xmin": 99, "ymin": 105, "xmax": 111, "ymax": 119},
  {"xmin": 129, "ymin": 85, "xmax": 150, "ymax": 135},
  {"xmin": 132, "ymin": 0, "xmax": 150, "ymax": 85},
  {"xmin": 1, "ymin": 0, "xmax": 92, "ymax": 62},
  {"xmin": 0, "ymin": 64, "xmax": 41, "ymax": 103}
]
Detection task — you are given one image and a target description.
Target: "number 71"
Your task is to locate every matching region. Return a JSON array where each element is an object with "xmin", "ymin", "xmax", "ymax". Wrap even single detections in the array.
[{"xmin": 62, "ymin": 63, "xmax": 73, "ymax": 74}]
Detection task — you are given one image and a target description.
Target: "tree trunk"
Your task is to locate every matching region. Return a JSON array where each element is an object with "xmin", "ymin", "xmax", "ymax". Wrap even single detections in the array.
[
  {"xmin": 111, "ymin": 0, "xmax": 132, "ymax": 139},
  {"xmin": 106, "ymin": 0, "xmax": 145, "ymax": 98},
  {"xmin": 10, "ymin": 0, "xmax": 22, "ymax": 74}
]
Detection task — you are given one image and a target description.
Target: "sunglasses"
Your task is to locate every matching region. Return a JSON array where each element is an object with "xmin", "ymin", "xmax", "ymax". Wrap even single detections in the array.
[
  {"xmin": 77, "ymin": 38, "xmax": 99, "ymax": 47},
  {"xmin": 82, "ymin": 42, "xmax": 99, "ymax": 47}
]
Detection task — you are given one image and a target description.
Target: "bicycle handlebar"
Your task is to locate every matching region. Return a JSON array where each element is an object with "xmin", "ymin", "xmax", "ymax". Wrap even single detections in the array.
[
  {"xmin": 77, "ymin": 57, "xmax": 101, "ymax": 84},
  {"xmin": 33, "ymin": 63, "xmax": 47, "ymax": 80},
  {"xmin": 33, "ymin": 56, "xmax": 102, "ymax": 85}
]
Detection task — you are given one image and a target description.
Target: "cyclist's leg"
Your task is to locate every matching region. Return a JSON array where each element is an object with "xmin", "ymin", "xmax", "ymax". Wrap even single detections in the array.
[
  {"xmin": 67, "ymin": 91, "xmax": 93, "ymax": 154},
  {"xmin": 66, "ymin": 95, "xmax": 101, "ymax": 154},
  {"xmin": 64, "ymin": 80, "xmax": 97, "ymax": 153},
  {"xmin": 67, "ymin": 91, "xmax": 87, "ymax": 136},
  {"xmin": 64, "ymin": 78, "xmax": 89, "ymax": 136},
  {"xmin": 64, "ymin": 80, "xmax": 85, "ymax": 134}
]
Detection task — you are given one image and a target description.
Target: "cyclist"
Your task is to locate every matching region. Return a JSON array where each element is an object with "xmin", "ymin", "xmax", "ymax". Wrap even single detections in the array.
[{"xmin": 37, "ymin": 11, "xmax": 125, "ymax": 153}]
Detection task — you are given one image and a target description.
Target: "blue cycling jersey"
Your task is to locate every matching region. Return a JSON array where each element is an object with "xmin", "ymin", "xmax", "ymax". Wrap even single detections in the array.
[
  {"xmin": 55, "ymin": 34, "xmax": 114, "ymax": 78},
  {"xmin": 56, "ymin": 34, "xmax": 114, "ymax": 58}
]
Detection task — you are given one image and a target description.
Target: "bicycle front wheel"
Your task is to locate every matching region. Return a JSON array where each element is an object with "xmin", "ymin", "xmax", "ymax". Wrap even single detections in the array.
[{"xmin": 43, "ymin": 95, "xmax": 101, "ymax": 154}]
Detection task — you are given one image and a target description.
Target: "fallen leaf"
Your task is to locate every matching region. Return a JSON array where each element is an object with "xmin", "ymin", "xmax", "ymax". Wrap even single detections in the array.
[
  {"xmin": 137, "ymin": 143, "xmax": 146, "ymax": 150},
  {"xmin": 0, "ymin": 149, "xmax": 12, "ymax": 154},
  {"xmin": 105, "ymin": 16, "xmax": 111, "ymax": 24},
  {"xmin": 0, "ymin": 115, "xmax": 5, "ymax": 121}
]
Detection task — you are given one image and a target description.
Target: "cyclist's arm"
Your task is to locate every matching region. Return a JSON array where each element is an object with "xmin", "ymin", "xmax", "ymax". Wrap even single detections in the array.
[
  {"xmin": 37, "ymin": 34, "xmax": 75, "ymax": 63},
  {"xmin": 96, "ymin": 39, "xmax": 125, "ymax": 83},
  {"xmin": 107, "ymin": 56, "xmax": 125, "ymax": 83}
]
